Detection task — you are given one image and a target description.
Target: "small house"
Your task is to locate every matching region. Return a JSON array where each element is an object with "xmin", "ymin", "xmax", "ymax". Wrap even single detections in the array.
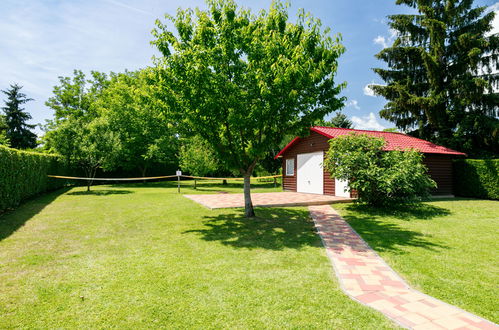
[{"xmin": 275, "ymin": 127, "xmax": 466, "ymax": 197}]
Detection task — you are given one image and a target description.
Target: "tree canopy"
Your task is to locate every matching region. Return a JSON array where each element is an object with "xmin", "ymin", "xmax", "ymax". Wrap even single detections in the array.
[
  {"xmin": 1, "ymin": 84, "xmax": 37, "ymax": 149},
  {"xmin": 316, "ymin": 112, "xmax": 353, "ymax": 128},
  {"xmin": 372, "ymin": 0, "xmax": 499, "ymax": 156},
  {"xmin": 152, "ymin": 0, "xmax": 345, "ymax": 216}
]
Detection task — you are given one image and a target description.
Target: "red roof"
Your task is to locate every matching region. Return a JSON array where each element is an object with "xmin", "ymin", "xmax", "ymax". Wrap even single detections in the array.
[{"xmin": 275, "ymin": 127, "xmax": 466, "ymax": 159}]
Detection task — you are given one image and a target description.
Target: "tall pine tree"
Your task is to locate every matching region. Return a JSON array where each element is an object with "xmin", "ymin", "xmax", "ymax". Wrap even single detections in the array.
[
  {"xmin": 372, "ymin": 0, "xmax": 498, "ymax": 156},
  {"xmin": 1, "ymin": 84, "xmax": 37, "ymax": 149}
]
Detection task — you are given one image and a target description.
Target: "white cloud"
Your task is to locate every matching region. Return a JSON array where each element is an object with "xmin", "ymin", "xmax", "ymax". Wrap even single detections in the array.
[
  {"xmin": 374, "ymin": 28, "xmax": 398, "ymax": 49},
  {"xmin": 346, "ymin": 99, "xmax": 360, "ymax": 110},
  {"xmin": 490, "ymin": 6, "xmax": 499, "ymax": 35},
  {"xmin": 363, "ymin": 83, "xmax": 376, "ymax": 97},
  {"xmin": 373, "ymin": 35, "xmax": 388, "ymax": 48},
  {"xmin": 351, "ymin": 112, "xmax": 386, "ymax": 131}
]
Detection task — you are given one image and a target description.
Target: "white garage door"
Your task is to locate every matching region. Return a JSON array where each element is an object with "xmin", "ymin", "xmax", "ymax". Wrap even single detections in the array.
[{"xmin": 297, "ymin": 151, "xmax": 324, "ymax": 194}]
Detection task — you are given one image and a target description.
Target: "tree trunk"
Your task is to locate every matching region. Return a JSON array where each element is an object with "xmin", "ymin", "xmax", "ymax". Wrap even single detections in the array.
[
  {"xmin": 194, "ymin": 179, "xmax": 197, "ymax": 189},
  {"xmin": 243, "ymin": 173, "xmax": 255, "ymax": 218}
]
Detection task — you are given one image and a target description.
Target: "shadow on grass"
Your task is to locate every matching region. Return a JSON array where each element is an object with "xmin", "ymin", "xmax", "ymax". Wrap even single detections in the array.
[
  {"xmin": 184, "ymin": 208, "xmax": 321, "ymax": 250},
  {"xmin": 344, "ymin": 202, "xmax": 451, "ymax": 220},
  {"xmin": 0, "ymin": 188, "xmax": 70, "ymax": 242},
  {"xmin": 67, "ymin": 189, "xmax": 133, "ymax": 196},
  {"xmin": 341, "ymin": 203, "xmax": 450, "ymax": 254}
]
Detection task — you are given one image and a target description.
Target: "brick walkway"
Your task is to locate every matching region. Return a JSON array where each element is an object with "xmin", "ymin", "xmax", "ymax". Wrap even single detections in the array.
[
  {"xmin": 309, "ymin": 205, "xmax": 498, "ymax": 330},
  {"xmin": 184, "ymin": 192, "xmax": 352, "ymax": 209}
]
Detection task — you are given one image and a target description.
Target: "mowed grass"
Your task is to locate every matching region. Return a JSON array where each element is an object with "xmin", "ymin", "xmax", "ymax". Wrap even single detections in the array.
[
  {"xmin": 334, "ymin": 199, "xmax": 499, "ymax": 322},
  {"xmin": 0, "ymin": 181, "xmax": 394, "ymax": 329}
]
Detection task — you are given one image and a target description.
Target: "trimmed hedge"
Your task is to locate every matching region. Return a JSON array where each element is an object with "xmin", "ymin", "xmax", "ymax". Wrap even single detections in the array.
[
  {"xmin": 453, "ymin": 159, "xmax": 499, "ymax": 200},
  {"xmin": 0, "ymin": 146, "xmax": 69, "ymax": 213}
]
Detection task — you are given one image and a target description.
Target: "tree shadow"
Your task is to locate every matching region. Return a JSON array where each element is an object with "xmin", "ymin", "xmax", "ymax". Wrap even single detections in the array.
[
  {"xmin": 184, "ymin": 208, "xmax": 321, "ymax": 250},
  {"xmin": 340, "ymin": 203, "xmax": 450, "ymax": 254},
  {"xmin": 344, "ymin": 202, "xmax": 451, "ymax": 220},
  {"xmin": 67, "ymin": 189, "xmax": 133, "ymax": 196},
  {"xmin": 0, "ymin": 188, "xmax": 70, "ymax": 242}
]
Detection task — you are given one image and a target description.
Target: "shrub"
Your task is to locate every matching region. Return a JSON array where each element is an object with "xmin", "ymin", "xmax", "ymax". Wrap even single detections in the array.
[
  {"xmin": 324, "ymin": 133, "xmax": 436, "ymax": 206},
  {"xmin": 0, "ymin": 146, "xmax": 69, "ymax": 213},
  {"xmin": 453, "ymin": 159, "xmax": 498, "ymax": 200}
]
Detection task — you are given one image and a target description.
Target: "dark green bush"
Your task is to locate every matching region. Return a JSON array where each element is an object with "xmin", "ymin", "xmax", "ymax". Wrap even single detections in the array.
[
  {"xmin": 453, "ymin": 159, "xmax": 499, "ymax": 200},
  {"xmin": 0, "ymin": 146, "xmax": 69, "ymax": 213}
]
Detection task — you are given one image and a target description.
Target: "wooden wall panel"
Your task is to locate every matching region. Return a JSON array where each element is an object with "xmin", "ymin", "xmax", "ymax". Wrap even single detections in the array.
[{"xmin": 423, "ymin": 154, "xmax": 454, "ymax": 195}]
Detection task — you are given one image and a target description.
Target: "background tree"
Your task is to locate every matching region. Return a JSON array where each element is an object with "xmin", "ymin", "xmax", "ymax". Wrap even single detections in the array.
[
  {"xmin": 316, "ymin": 112, "xmax": 353, "ymax": 128},
  {"xmin": 1, "ymin": 84, "xmax": 37, "ymax": 149},
  {"xmin": 179, "ymin": 135, "xmax": 220, "ymax": 188},
  {"xmin": 72, "ymin": 117, "xmax": 121, "ymax": 191},
  {"xmin": 324, "ymin": 133, "xmax": 436, "ymax": 206},
  {"xmin": 97, "ymin": 69, "xmax": 178, "ymax": 176},
  {"xmin": 43, "ymin": 70, "xmax": 109, "ymax": 161},
  {"xmin": 152, "ymin": 0, "xmax": 345, "ymax": 217},
  {"xmin": 372, "ymin": 0, "xmax": 498, "ymax": 156}
]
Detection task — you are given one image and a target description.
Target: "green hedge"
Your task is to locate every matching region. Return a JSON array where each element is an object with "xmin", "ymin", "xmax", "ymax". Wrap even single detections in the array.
[
  {"xmin": 453, "ymin": 159, "xmax": 499, "ymax": 200},
  {"xmin": 0, "ymin": 146, "xmax": 69, "ymax": 213}
]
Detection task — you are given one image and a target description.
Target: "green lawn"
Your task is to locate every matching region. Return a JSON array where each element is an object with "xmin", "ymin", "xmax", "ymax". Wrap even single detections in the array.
[
  {"xmin": 334, "ymin": 199, "xmax": 499, "ymax": 323},
  {"xmin": 0, "ymin": 181, "xmax": 394, "ymax": 329}
]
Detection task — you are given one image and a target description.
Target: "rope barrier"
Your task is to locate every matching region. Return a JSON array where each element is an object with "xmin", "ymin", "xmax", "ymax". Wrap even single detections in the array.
[
  {"xmin": 47, "ymin": 175, "xmax": 178, "ymax": 181},
  {"xmin": 48, "ymin": 174, "xmax": 282, "ymax": 181}
]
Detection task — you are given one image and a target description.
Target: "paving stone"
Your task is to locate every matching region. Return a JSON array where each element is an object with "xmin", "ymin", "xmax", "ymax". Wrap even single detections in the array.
[{"xmin": 308, "ymin": 205, "xmax": 498, "ymax": 330}]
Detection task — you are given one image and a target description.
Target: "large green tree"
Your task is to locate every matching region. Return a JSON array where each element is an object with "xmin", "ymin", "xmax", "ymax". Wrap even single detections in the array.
[
  {"xmin": 97, "ymin": 69, "xmax": 178, "ymax": 176},
  {"xmin": 152, "ymin": 0, "xmax": 345, "ymax": 217},
  {"xmin": 43, "ymin": 70, "xmax": 109, "ymax": 160},
  {"xmin": 1, "ymin": 84, "xmax": 37, "ymax": 149},
  {"xmin": 372, "ymin": 0, "xmax": 498, "ymax": 155}
]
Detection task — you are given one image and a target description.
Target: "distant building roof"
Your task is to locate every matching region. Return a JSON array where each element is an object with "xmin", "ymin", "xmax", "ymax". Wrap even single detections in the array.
[{"xmin": 275, "ymin": 126, "xmax": 466, "ymax": 158}]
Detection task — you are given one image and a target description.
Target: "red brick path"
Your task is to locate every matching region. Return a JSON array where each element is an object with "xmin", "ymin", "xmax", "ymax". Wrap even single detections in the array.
[
  {"xmin": 309, "ymin": 205, "xmax": 498, "ymax": 330},
  {"xmin": 184, "ymin": 192, "xmax": 352, "ymax": 209}
]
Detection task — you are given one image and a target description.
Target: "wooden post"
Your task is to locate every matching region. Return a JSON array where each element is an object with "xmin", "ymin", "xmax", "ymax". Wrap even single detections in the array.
[
  {"xmin": 194, "ymin": 179, "xmax": 197, "ymax": 189},
  {"xmin": 274, "ymin": 177, "xmax": 277, "ymax": 188}
]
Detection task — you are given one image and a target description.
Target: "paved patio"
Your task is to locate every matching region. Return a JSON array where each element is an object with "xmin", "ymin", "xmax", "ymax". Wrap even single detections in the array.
[
  {"xmin": 184, "ymin": 192, "xmax": 353, "ymax": 209},
  {"xmin": 309, "ymin": 205, "xmax": 498, "ymax": 330}
]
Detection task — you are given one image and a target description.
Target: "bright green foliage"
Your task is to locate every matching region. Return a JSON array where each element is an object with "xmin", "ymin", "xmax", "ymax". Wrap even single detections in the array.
[
  {"xmin": 453, "ymin": 159, "xmax": 499, "ymax": 200},
  {"xmin": 179, "ymin": 135, "xmax": 220, "ymax": 177},
  {"xmin": 45, "ymin": 70, "xmax": 109, "ymax": 122},
  {"xmin": 324, "ymin": 133, "xmax": 436, "ymax": 206},
  {"xmin": 152, "ymin": 0, "xmax": 345, "ymax": 216},
  {"xmin": 0, "ymin": 115, "xmax": 9, "ymax": 146},
  {"xmin": 372, "ymin": 0, "xmax": 499, "ymax": 156},
  {"xmin": 1, "ymin": 84, "xmax": 37, "ymax": 149},
  {"xmin": 316, "ymin": 112, "xmax": 353, "ymax": 128},
  {"xmin": 0, "ymin": 146, "xmax": 68, "ymax": 213},
  {"xmin": 97, "ymin": 69, "xmax": 178, "ymax": 176}
]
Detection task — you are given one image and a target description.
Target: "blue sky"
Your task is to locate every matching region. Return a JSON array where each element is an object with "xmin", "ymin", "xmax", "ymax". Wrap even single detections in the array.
[{"xmin": 1, "ymin": 0, "xmax": 498, "ymax": 134}]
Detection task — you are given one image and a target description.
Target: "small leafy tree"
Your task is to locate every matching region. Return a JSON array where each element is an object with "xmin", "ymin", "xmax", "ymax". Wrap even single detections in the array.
[
  {"xmin": 324, "ymin": 133, "xmax": 436, "ymax": 206},
  {"xmin": 1, "ymin": 84, "xmax": 37, "ymax": 149},
  {"xmin": 316, "ymin": 112, "xmax": 353, "ymax": 128},
  {"xmin": 179, "ymin": 135, "xmax": 220, "ymax": 188},
  {"xmin": 152, "ymin": 0, "xmax": 345, "ymax": 217},
  {"xmin": 68, "ymin": 117, "xmax": 121, "ymax": 191}
]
